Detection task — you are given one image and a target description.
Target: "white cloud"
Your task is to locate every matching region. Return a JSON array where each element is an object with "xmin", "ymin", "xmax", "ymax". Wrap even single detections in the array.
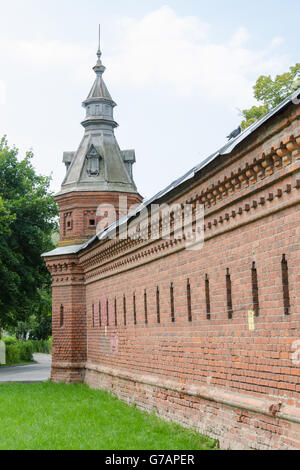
[
  {"xmin": 0, "ymin": 80, "xmax": 6, "ymax": 105},
  {"xmin": 17, "ymin": 40, "xmax": 89, "ymax": 66},
  {"xmin": 106, "ymin": 6, "xmax": 289, "ymax": 108},
  {"xmin": 0, "ymin": 38, "xmax": 90, "ymax": 66},
  {"xmin": 271, "ymin": 37, "xmax": 284, "ymax": 48},
  {"xmin": 0, "ymin": 38, "xmax": 92, "ymax": 82},
  {"xmin": 0, "ymin": 6, "xmax": 290, "ymax": 111},
  {"xmin": 229, "ymin": 27, "xmax": 250, "ymax": 48}
]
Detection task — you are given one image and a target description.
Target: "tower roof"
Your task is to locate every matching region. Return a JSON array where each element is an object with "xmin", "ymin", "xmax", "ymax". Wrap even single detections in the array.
[
  {"xmin": 84, "ymin": 26, "xmax": 115, "ymax": 104},
  {"xmin": 86, "ymin": 74, "xmax": 113, "ymax": 102},
  {"xmin": 57, "ymin": 28, "xmax": 140, "ymax": 197}
]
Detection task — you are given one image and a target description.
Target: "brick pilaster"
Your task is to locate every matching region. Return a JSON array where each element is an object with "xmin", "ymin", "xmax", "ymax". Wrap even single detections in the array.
[{"xmin": 45, "ymin": 254, "xmax": 86, "ymax": 383}]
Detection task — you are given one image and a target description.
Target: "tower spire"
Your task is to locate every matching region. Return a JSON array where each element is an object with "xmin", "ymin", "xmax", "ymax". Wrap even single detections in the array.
[
  {"xmin": 56, "ymin": 27, "xmax": 142, "ymax": 246},
  {"xmin": 96, "ymin": 24, "xmax": 102, "ymax": 65},
  {"xmin": 93, "ymin": 24, "xmax": 105, "ymax": 76}
]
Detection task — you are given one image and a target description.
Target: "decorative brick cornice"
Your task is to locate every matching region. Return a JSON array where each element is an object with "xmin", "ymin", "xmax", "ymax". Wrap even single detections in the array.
[
  {"xmin": 85, "ymin": 237, "xmax": 184, "ymax": 282},
  {"xmin": 203, "ymin": 176, "xmax": 300, "ymax": 240},
  {"xmin": 45, "ymin": 256, "xmax": 85, "ymax": 285},
  {"xmin": 84, "ymin": 180, "xmax": 300, "ymax": 284},
  {"xmin": 80, "ymin": 131, "xmax": 300, "ymax": 278},
  {"xmin": 193, "ymin": 133, "xmax": 300, "ymax": 210}
]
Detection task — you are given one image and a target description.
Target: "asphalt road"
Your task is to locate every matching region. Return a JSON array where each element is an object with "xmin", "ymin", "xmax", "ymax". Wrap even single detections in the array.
[{"xmin": 0, "ymin": 354, "xmax": 51, "ymax": 383}]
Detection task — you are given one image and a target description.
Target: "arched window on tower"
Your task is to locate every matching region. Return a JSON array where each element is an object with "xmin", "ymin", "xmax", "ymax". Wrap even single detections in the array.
[{"xmin": 86, "ymin": 145, "xmax": 101, "ymax": 177}]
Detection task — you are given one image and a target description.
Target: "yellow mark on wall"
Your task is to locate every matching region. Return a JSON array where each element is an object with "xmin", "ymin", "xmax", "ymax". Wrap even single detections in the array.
[{"xmin": 248, "ymin": 310, "xmax": 255, "ymax": 331}]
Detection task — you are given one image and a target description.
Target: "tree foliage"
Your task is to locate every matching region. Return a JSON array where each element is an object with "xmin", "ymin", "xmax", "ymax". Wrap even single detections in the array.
[
  {"xmin": 241, "ymin": 63, "xmax": 300, "ymax": 130},
  {"xmin": 0, "ymin": 195, "xmax": 15, "ymax": 235},
  {"xmin": 10, "ymin": 287, "xmax": 52, "ymax": 341},
  {"xmin": 0, "ymin": 137, "xmax": 58, "ymax": 333}
]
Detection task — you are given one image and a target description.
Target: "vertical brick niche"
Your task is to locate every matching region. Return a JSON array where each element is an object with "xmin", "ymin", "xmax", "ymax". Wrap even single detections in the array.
[
  {"xmin": 56, "ymin": 191, "xmax": 142, "ymax": 246},
  {"xmin": 45, "ymin": 254, "xmax": 86, "ymax": 383}
]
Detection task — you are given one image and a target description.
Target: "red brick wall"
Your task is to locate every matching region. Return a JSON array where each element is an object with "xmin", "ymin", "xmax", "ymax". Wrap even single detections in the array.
[
  {"xmin": 82, "ymin": 200, "xmax": 300, "ymax": 449},
  {"xmin": 46, "ymin": 102, "xmax": 300, "ymax": 449},
  {"xmin": 56, "ymin": 191, "xmax": 142, "ymax": 246}
]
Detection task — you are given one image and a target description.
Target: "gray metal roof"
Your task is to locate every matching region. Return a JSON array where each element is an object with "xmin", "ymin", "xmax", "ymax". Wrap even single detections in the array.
[
  {"xmin": 42, "ymin": 244, "xmax": 85, "ymax": 257},
  {"xmin": 56, "ymin": 39, "xmax": 139, "ymax": 197},
  {"xmin": 86, "ymin": 73, "xmax": 113, "ymax": 102},
  {"xmin": 44, "ymin": 88, "xmax": 300, "ymax": 258}
]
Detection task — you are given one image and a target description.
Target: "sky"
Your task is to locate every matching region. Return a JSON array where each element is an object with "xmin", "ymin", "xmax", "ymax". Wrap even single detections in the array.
[{"xmin": 0, "ymin": 0, "xmax": 299, "ymax": 199}]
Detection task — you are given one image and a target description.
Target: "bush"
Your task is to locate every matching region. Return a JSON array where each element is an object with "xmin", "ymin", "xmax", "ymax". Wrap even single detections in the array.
[
  {"xmin": 3, "ymin": 337, "xmax": 34, "ymax": 365},
  {"xmin": 1, "ymin": 336, "xmax": 51, "ymax": 365},
  {"xmin": 5, "ymin": 344, "xmax": 20, "ymax": 364},
  {"xmin": 2, "ymin": 336, "xmax": 18, "ymax": 346},
  {"xmin": 19, "ymin": 342, "xmax": 34, "ymax": 362},
  {"xmin": 30, "ymin": 339, "xmax": 52, "ymax": 354}
]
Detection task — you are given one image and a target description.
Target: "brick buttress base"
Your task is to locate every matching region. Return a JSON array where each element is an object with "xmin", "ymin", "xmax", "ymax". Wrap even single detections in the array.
[{"xmin": 51, "ymin": 363, "xmax": 86, "ymax": 384}]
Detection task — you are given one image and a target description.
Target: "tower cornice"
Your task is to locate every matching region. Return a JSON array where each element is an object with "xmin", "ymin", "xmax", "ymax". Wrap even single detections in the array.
[
  {"xmin": 82, "ymin": 97, "xmax": 117, "ymax": 108},
  {"xmin": 81, "ymin": 116, "xmax": 119, "ymax": 129}
]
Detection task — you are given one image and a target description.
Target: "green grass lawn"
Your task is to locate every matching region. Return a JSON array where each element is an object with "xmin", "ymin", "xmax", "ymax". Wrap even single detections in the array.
[{"xmin": 0, "ymin": 382, "xmax": 218, "ymax": 450}]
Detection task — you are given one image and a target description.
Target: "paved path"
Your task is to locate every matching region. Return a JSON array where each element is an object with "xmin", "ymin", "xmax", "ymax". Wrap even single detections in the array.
[{"xmin": 0, "ymin": 354, "xmax": 51, "ymax": 383}]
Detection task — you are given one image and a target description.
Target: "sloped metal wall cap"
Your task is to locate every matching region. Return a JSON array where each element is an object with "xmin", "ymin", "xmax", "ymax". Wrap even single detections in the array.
[{"xmin": 42, "ymin": 244, "xmax": 85, "ymax": 258}]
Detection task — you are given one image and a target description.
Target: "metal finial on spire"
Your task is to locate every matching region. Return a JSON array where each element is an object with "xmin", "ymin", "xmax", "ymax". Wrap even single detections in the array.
[
  {"xmin": 97, "ymin": 24, "xmax": 102, "ymax": 63},
  {"xmin": 93, "ymin": 24, "xmax": 106, "ymax": 75}
]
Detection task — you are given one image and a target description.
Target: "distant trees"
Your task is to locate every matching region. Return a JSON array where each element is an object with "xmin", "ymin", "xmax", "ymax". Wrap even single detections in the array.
[
  {"xmin": 241, "ymin": 63, "xmax": 300, "ymax": 129},
  {"xmin": 0, "ymin": 137, "xmax": 58, "ymax": 338}
]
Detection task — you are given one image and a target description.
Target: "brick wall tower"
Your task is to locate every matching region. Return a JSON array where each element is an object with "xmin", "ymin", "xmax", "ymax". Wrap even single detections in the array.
[
  {"xmin": 56, "ymin": 30, "xmax": 142, "ymax": 247},
  {"xmin": 44, "ymin": 30, "xmax": 142, "ymax": 383}
]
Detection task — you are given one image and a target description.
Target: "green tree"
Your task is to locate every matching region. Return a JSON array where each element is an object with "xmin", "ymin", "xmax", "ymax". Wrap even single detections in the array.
[
  {"xmin": 0, "ymin": 195, "xmax": 15, "ymax": 235},
  {"xmin": 241, "ymin": 63, "xmax": 300, "ymax": 130},
  {"xmin": 12, "ymin": 287, "xmax": 52, "ymax": 341},
  {"xmin": 0, "ymin": 137, "xmax": 58, "ymax": 334}
]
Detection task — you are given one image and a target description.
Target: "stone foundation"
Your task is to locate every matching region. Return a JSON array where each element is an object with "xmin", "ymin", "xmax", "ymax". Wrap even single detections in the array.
[
  {"xmin": 84, "ymin": 364, "xmax": 300, "ymax": 450},
  {"xmin": 51, "ymin": 362, "xmax": 86, "ymax": 384}
]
